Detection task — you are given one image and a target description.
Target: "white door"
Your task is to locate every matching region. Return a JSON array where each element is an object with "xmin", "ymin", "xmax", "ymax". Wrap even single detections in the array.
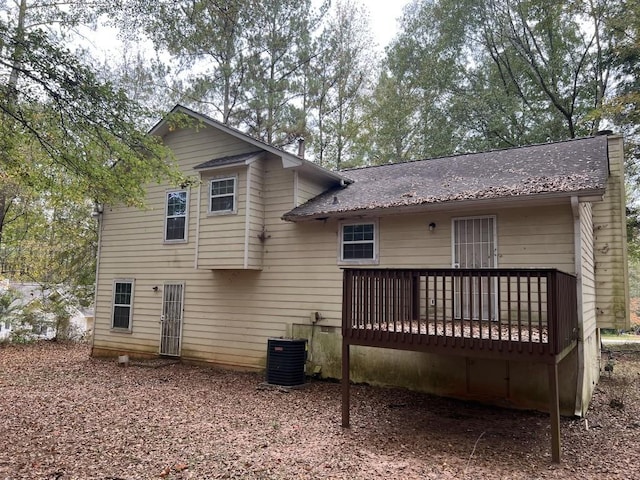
[
  {"xmin": 452, "ymin": 217, "xmax": 497, "ymax": 320},
  {"xmin": 160, "ymin": 283, "xmax": 184, "ymax": 356}
]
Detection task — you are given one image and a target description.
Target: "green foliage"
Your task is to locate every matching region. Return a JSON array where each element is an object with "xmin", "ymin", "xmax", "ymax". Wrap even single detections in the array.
[
  {"xmin": 357, "ymin": 0, "xmax": 621, "ymax": 163},
  {"xmin": 0, "ymin": 1, "xmax": 184, "ymax": 208},
  {"xmin": 0, "ymin": 1, "xmax": 185, "ymax": 299},
  {"xmin": 0, "ymin": 287, "xmax": 21, "ymax": 330},
  {"xmin": 113, "ymin": 0, "xmax": 332, "ymax": 149},
  {"xmin": 603, "ymin": 0, "xmax": 640, "ymax": 134},
  {"xmin": 309, "ymin": 0, "xmax": 376, "ymax": 169}
]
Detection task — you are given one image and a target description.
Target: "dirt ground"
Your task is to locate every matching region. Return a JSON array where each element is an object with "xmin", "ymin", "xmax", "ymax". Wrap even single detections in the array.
[{"xmin": 0, "ymin": 342, "xmax": 638, "ymax": 480}]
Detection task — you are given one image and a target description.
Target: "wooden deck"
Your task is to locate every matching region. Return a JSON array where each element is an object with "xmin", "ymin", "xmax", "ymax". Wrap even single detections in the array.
[{"xmin": 341, "ymin": 268, "xmax": 579, "ymax": 463}]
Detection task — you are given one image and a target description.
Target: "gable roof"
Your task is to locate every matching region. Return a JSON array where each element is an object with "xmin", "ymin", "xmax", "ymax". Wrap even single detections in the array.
[
  {"xmin": 150, "ymin": 104, "xmax": 349, "ymax": 183},
  {"xmin": 283, "ymin": 136, "xmax": 610, "ymax": 222}
]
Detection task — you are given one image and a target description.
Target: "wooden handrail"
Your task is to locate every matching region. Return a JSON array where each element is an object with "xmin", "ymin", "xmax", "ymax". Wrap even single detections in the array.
[{"xmin": 342, "ymin": 268, "xmax": 578, "ymax": 356}]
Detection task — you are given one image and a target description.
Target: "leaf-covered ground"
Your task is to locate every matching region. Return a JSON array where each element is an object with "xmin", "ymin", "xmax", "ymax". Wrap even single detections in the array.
[{"xmin": 0, "ymin": 342, "xmax": 638, "ymax": 479}]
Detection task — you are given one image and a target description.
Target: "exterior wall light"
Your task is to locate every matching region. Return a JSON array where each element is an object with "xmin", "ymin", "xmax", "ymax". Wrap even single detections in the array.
[{"xmin": 429, "ymin": 222, "xmax": 436, "ymax": 232}]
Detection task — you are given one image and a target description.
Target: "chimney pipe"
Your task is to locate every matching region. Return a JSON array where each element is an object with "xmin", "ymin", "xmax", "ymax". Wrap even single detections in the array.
[{"xmin": 297, "ymin": 137, "xmax": 305, "ymax": 158}]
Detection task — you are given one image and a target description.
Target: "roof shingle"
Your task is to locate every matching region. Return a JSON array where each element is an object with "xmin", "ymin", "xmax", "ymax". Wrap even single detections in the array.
[
  {"xmin": 283, "ymin": 136, "xmax": 610, "ymax": 221},
  {"xmin": 194, "ymin": 151, "xmax": 264, "ymax": 170}
]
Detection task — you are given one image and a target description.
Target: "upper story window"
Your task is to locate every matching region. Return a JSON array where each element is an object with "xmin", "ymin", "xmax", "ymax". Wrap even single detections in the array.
[
  {"xmin": 112, "ymin": 280, "xmax": 134, "ymax": 331},
  {"xmin": 340, "ymin": 221, "xmax": 378, "ymax": 264},
  {"xmin": 209, "ymin": 176, "xmax": 237, "ymax": 214},
  {"xmin": 165, "ymin": 190, "xmax": 188, "ymax": 242}
]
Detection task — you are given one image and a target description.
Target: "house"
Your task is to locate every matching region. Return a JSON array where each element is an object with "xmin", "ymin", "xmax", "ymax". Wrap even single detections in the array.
[
  {"xmin": 92, "ymin": 105, "xmax": 628, "ymax": 461},
  {"xmin": 0, "ymin": 282, "xmax": 90, "ymax": 341}
]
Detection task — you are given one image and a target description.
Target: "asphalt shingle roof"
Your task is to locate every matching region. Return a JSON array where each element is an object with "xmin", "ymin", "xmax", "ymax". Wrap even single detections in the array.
[
  {"xmin": 283, "ymin": 136, "xmax": 610, "ymax": 221},
  {"xmin": 194, "ymin": 151, "xmax": 264, "ymax": 170}
]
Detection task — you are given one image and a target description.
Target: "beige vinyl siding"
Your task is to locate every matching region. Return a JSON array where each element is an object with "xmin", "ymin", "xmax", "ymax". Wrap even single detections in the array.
[
  {"xmin": 579, "ymin": 202, "xmax": 597, "ymax": 338},
  {"xmin": 577, "ymin": 200, "xmax": 600, "ymax": 415},
  {"xmin": 95, "ymin": 203, "xmax": 578, "ymax": 366},
  {"xmin": 196, "ymin": 160, "xmax": 266, "ymax": 269},
  {"xmin": 95, "ymin": 153, "xmax": 341, "ymax": 366},
  {"xmin": 496, "ymin": 207, "xmax": 575, "ymax": 272},
  {"xmin": 297, "ymin": 172, "xmax": 333, "ymax": 206},
  {"xmin": 376, "ymin": 205, "xmax": 574, "ymax": 272},
  {"xmin": 261, "ymin": 164, "xmax": 343, "ymax": 324},
  {"xmin": 246, "ymin": 159, "xmax": 266, "ymax": 268},
  {"xmin": 165, "ymin": 125, "xmax": 259, "ymax": 170},
  {"xmin": 592, "ymin": 135, "xmax": 629, "ymax": 329},
  {"xmin": 198, "ymin": 168, "xmax": 248, "ymax": 268},
  {"xmin": 94, "ymin": 125, "xmax": 264, "ymax": 354}
]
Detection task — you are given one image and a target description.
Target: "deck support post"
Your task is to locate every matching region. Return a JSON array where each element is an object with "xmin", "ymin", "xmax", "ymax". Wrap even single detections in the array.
[
  {"xmin": 341, "ymin": 340, "xmax": 350, "ymax": 427},
  {"xmin": 548, "ymin": 362, "xmax": 561, "ymax": 463}
]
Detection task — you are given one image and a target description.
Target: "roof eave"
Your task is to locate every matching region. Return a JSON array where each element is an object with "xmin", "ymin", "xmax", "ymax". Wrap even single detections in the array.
[
  {"xmin": 194, "ymin": 153, "xmax": 264, "ymax": 173},
  {"xmin": 151, "ymin": 104, "xmax": 350, "ymax": 184},
  {"xmin": 282, "ymin": 188, "xmax": 606, "ymax": 223}
]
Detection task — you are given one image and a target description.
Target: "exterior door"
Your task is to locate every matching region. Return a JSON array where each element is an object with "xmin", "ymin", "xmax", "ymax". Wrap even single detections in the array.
[
  {"xmin": 160, "ymin": 283, "xmax": 184, "ymax": 356},
  {"xmin": 452, "ymin": 217, "xmax": 497, "ymax": 320}
]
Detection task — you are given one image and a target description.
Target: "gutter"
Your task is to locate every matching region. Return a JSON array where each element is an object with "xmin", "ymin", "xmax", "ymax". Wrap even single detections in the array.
[
  {"xmin": 283, "ymin": 188, "xmax": 606, "ymax": 223},
  {"xmin": 90, "ymin": 205, "xmax": 104, "ymax": 353}
]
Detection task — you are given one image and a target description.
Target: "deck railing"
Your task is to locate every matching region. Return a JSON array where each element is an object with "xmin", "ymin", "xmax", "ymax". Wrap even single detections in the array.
[{"xmin": 342, "ymin": 268, "xmax": 578, "ymax": 357}]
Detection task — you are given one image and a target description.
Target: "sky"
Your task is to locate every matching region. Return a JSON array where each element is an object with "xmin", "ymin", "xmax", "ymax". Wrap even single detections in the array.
[
  {"xmin": 364, "ymin": 0, "xmax": 409, "ymax": 49},
  {"xmin": 85, "ymin": 1, "xmax": 411, "ymax": 57}
]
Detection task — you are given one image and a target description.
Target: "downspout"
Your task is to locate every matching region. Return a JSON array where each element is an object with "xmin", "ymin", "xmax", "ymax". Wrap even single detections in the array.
[
  {"xmin": 90, "ymin": 205, "xmax": 104, "ymax": 353},
  {"xmin": 571, "ymin": 196, "xmax": 585, "ymax": 416},
  {"xmin": 194, "ymin": 181, "xmax": 201, "ymax": 269},
  {"xmin": 244, "ymin": 163, "xmax": 252, "ymax": 269}
]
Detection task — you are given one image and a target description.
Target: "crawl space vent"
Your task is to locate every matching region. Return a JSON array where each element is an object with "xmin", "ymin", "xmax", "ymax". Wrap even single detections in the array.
[{"xmin": 266, "ymin": 338, "xmax": 307, "ymax": 386}]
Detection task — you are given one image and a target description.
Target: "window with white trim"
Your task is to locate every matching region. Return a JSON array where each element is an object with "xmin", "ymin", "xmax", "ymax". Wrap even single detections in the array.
[
  {"xmin": 340, "ymin": 221, "xmax": 378, "ymax": 263},
  {"xmin": 165, "ymin": 190, "xmax": 188, "ymax": 242},
  {"xmin": 209, "ymin": 177, "xmax": 236, "ymax": 214},
  {"xmin": 112, "ymin": 280, "xmax": 134, "ymax": 330}
]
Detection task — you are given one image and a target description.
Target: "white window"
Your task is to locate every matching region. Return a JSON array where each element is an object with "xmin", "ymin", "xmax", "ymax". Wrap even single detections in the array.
[
  {"xmin": 209, "ymin": 177, "xmax": 236, "ymax": 214},
  {"xmin": 339, "ymin": 221, "xmax": 378, "ymax": 264},
  {"xmin": 112, "ymin": 280, "xmax": 134, "ymax": 330},
  {"xmin": 165, "ymin": 190, "xmax": 188, "ymax": 242}
]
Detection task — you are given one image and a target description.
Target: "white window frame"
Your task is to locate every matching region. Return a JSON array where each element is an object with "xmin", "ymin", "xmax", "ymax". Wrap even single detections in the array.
[
  {"xmin": 111, "ymin": 279, "xmax": 134, "ymax": 332},
  {"xmin": 338, "ymin": 220, "xmax": 379, "ymax": 265},
  {"xmin": 164, "ymin": 189, "xmax": 189, "ymax": 243},
  {"xmin": 208, "ymin": 175, "xmax": 237, "ymax": 215}
]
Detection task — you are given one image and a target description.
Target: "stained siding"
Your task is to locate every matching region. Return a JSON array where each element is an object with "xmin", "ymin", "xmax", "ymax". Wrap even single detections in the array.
[
  {"xmin": 578, "ymin": 201, "xmax": 599, "ymax": 414},
  {"xmin": 297, "ymin": 172, "xmax": 333, "ymax": 206},
  {"xmin": 592, "ymin": 136, "xmax": 629, "ymax": 329},
  {"xmin": 580, "ymin": 202, "xmax": 597, "ymax": 338}
]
